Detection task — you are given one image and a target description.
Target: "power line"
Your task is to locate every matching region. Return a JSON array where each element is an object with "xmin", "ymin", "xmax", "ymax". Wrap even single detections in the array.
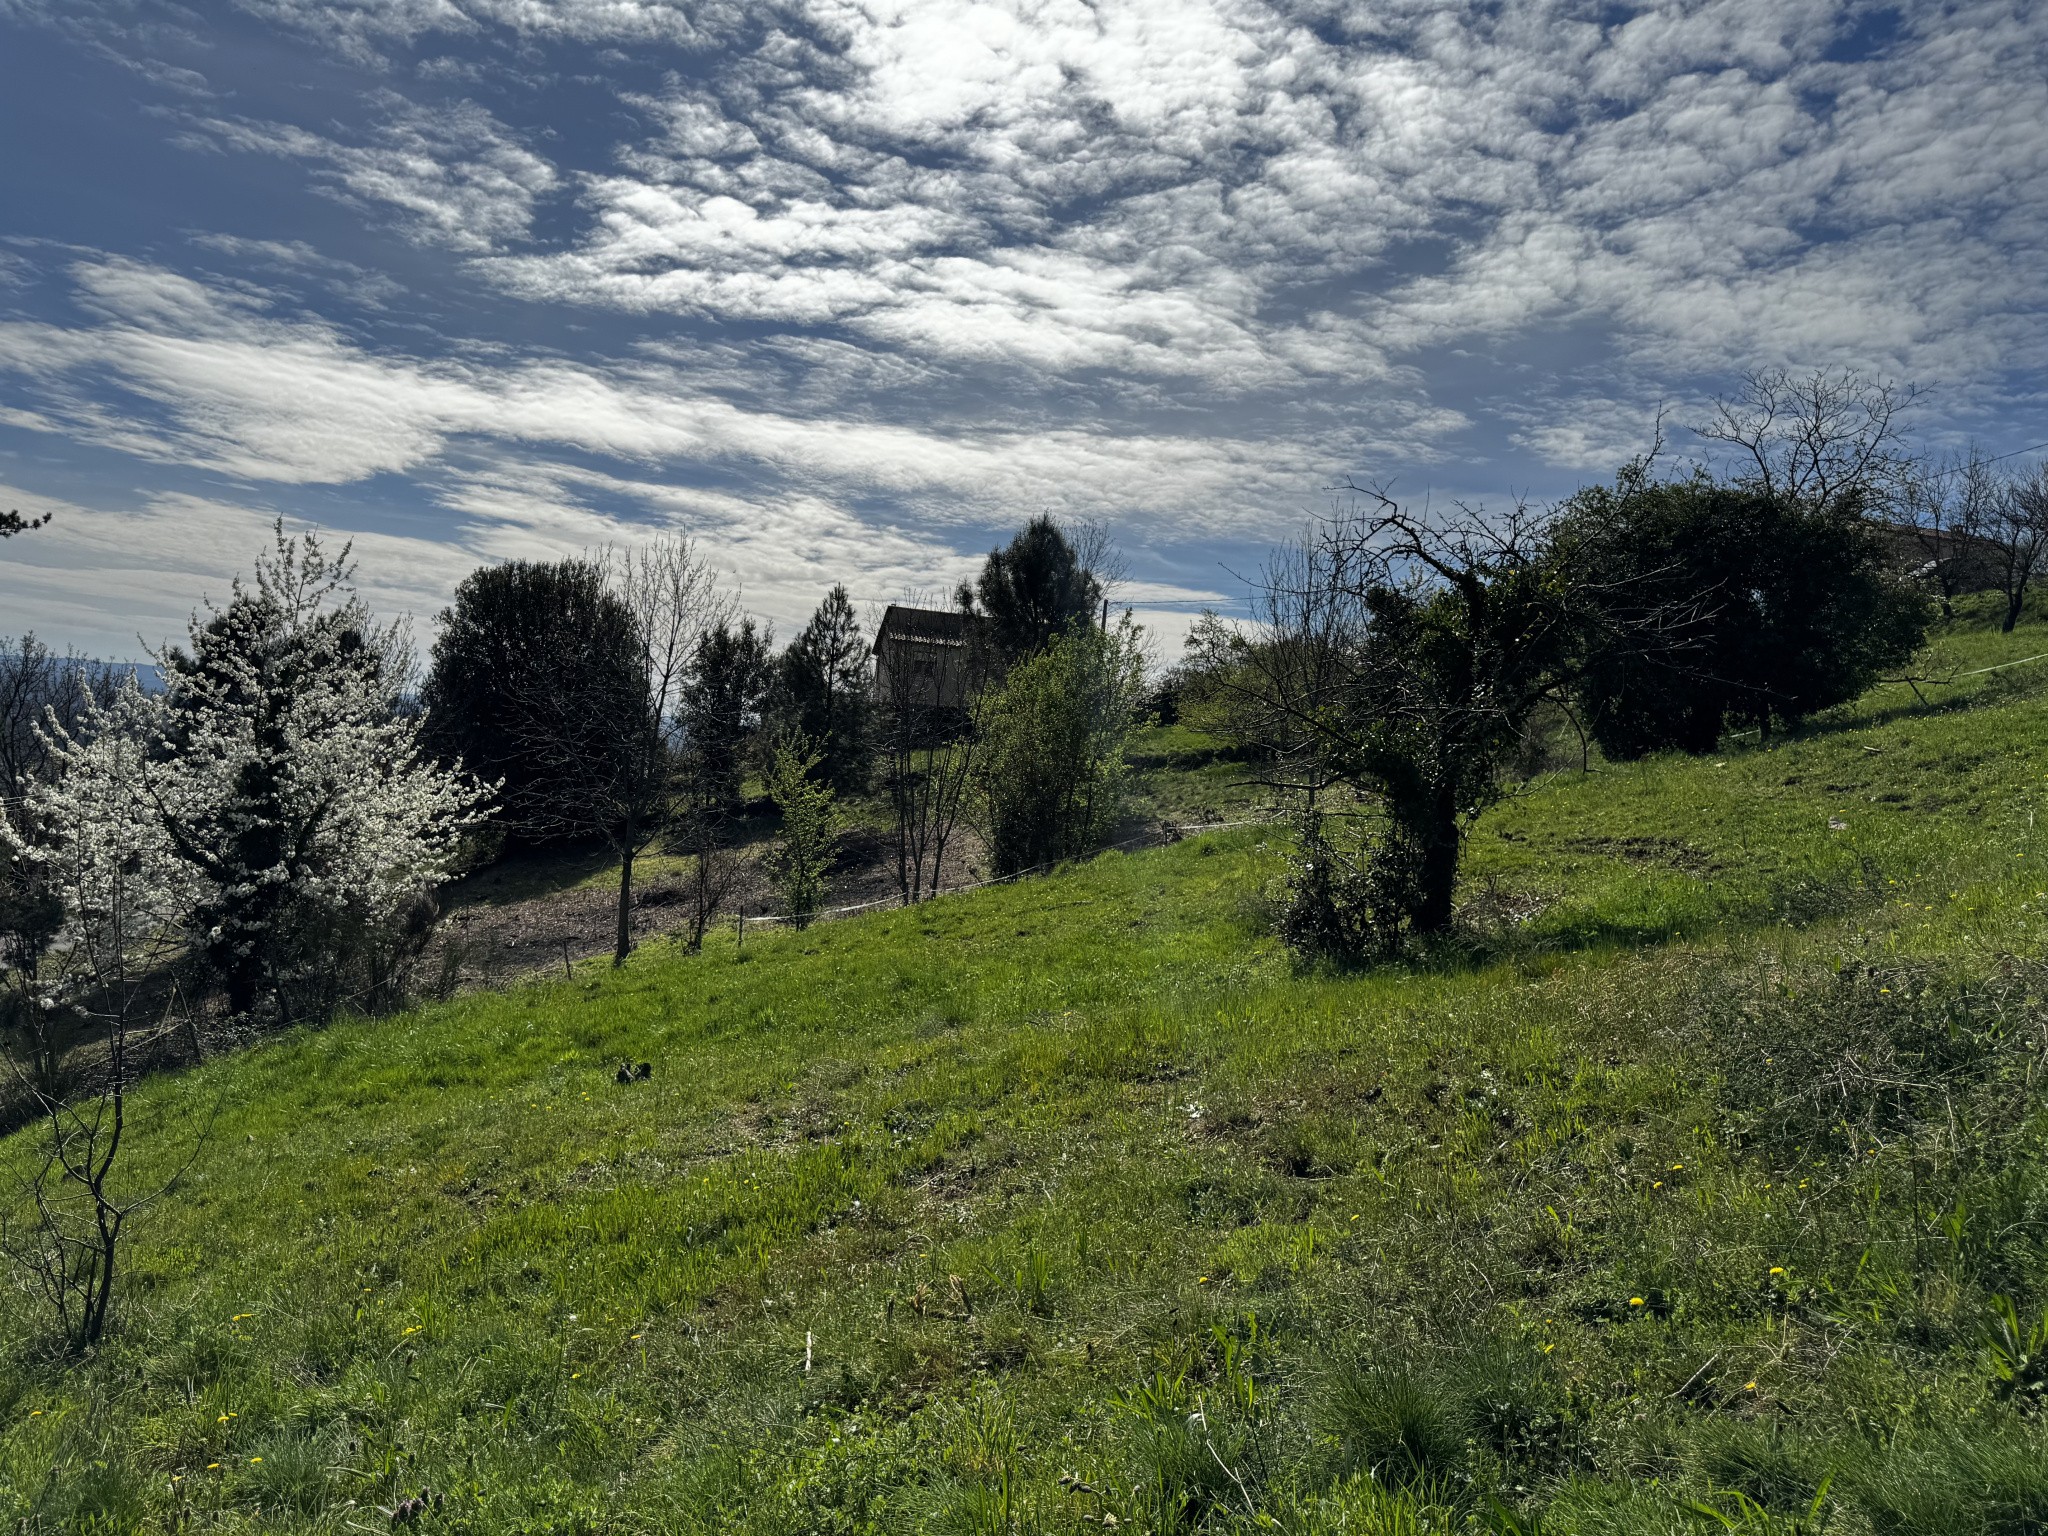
[{"xmin": 1985, "ymin": 438, "xmax": 2048, "ymax": 464}]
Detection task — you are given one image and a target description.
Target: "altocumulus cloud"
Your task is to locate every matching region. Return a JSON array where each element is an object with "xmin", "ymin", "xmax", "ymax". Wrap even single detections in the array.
[{"xmin": 0, "ymin": 0, "xmax": 2043, "ymax": 657}]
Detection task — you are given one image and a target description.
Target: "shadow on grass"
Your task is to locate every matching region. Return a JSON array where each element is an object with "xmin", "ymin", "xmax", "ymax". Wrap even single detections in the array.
[
  {"xmin": 442, "ymin": 842, "xmax": 622, "ymax": 908},
  {"xmin": 1287, "ymin": 859, "xmax": 1892, "ymax": 984}
]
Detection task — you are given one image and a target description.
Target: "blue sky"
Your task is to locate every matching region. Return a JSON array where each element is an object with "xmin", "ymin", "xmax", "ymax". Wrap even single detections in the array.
[{"xmin": 1, "ymin": 0, "xmax": 2044, "ymax": 660}]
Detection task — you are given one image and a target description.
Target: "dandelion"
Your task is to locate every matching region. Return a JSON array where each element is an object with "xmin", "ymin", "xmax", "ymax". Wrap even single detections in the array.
[
  {"xmin": 207, "ymin": 1464, "xmax": 219, "ymax": 1471},
  {"xmin": 28, "ymin": 1410, "xmax": 42, "ymax": 1418},
  {"xmin": 1198, "ymin": 1276, "xmax": 1210, "ymax": 1284},
  {"xmin": 230, "ymin": 1313, "xmax": 254, "ymax": 1322},
  {"xmin": 1653, "ymin": 1181, "xmax": 1663, "ymax": 1189},
  {"xmin": 1769, "ymin": 1266, "xmax": 1785, "ymax": 1277},
  {"xmin": 1628, "ymin": 1296, "xmax": 1645, "ymax": 1307},
  {"xmin": 1744, "ymin": 1380, "xmax": 1758, "ymax": 1391},
  {"xmin": 403, "ymin": 1325, "xmax": 421, "ymax": 1335},
  {"xmin": 631, "ymin": 1333, "xmax": 644, "ymax": 1341},
  {"xmin": 1670, "ymin": 1163, "xmax": 1683, "ymax": 1172},
  {"xmin": 1541, "ymin": 1342, "xmax": 1555, "ymax": 1353}
]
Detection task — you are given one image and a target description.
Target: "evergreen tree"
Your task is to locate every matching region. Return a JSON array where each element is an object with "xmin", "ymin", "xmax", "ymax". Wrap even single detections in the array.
[
  {"xmin": 959, "ymin": 516, "xmax": 1103, "ymax": 660},
  {"xmin": 423, "ymin": 561, "xmax": 639, "ymax": 845},
  {"xmin": 773, "ymin": 586, "xmax": 870, "ymax": 792},
  {"xmin": 1558, "ymin": 466, "xmax": 1929, "ymax": 757},
  {"xmin": 681, "ymin": 618, "xmax": 772, "ymax": 809}
]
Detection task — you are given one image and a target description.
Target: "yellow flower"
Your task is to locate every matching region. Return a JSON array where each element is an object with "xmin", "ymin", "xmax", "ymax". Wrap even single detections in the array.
[
  {"xmin": 1744, "ymin": 1380, "xmax": 1758, "ymax": 1391},
  {"xmin": 230, "ymin": 1313, "xmax": 254, "ymax": 1322},
  {"xmin": 28, "ymin": 1410, "xmax": 42, "ymax": 1418},
  {"xmin": 1197, "ymin": 1276, "xmax": 1210, "ymax": 1284},
  {"xmin": 1628, "ymin": 1296, "xmax": 1645, "ymax": 1307},
  {"xmin": 249, "ymin": 1457, "xmax": 262, "ymax": 1465},
  {"xmin": 1652, "ymin": 1181, "xmax": 1663, "ymax": 1189},
  {"xmin": 207, "ymin": 1464, "xmax": 219, "ymax": 1471},
  {"xmin": 1769, "ymin": 1266, "xmax": 1785, "ymax": 1276},
  {"xmin": 1541, "ymin": 1342, "xmax": 1555, "ymax": 1353},
  {"xmin": 403, "ymin": 1326, "xmax": 421, "ymax": 1335},
  {"xmin": 1669, "ymin": 1163, "xmax": 1683, "ymax": 1172}
]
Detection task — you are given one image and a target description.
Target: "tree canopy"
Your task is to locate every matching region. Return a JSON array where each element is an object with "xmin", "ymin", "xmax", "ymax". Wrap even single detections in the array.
[
  {"xmin": 1558, "ymin": 466, "xmax": 1929, "ymax": 758},
  {"xmin": 960, "ymin": 516, "xmax": 1104, "ymax": 659}
]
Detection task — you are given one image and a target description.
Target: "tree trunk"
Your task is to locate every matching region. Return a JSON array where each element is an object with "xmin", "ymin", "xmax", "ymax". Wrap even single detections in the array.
[
  {"xmin": 614, "ymin": 847, "xmax": 634, "ymax": 966},
  {"xmin": 2004, "ymin": 587, "xmax": 2024, "ymax": 633},
  {"xmin": 1413, "ymin": 807, "xmax": 1461, "ymax": 935}
]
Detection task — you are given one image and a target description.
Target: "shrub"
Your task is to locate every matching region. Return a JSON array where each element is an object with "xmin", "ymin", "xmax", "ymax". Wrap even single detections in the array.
[
  {"xmin": 765, "ymin": 732, "xmax": 838, "ymax": 929},
  {"xmin": 1557, "ymin": 466, "xmax": 1929, "ymax": 758},
  {"xmin": 975, "ymin": 616, "xmax": 1146, "ymax": 877}
]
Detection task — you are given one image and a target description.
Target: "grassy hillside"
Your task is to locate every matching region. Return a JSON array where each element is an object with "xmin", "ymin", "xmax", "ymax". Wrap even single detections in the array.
[{"xmin": 8, "ymin": 602, "xmax": 2048, "ymax": 1533}]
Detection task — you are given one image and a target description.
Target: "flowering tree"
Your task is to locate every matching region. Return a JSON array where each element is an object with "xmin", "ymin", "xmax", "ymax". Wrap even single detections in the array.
[
  {"xmin": 1, "ymin": 679, "xmax": 194, "ymax": 1350},
  {"xmin": 150, "ymin": 527, "xmax": 491, "ymax": 1019}
]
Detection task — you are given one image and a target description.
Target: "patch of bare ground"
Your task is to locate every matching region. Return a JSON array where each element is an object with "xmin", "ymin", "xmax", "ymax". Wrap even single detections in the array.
[{"xmin": 422, "ymin": 806, "xmax": 993, "ymax": 989}]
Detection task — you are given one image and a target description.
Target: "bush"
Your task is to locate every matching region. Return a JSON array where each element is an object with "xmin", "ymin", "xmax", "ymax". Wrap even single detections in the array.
[
  {"xmin": 1558, "ymin": 466, "xmax": 1929, "ymax": 757},
  {"xmin": 764, "ymin": 732, "xmax": 838, "ymax": 929},
  {"xmin": 975, "ymin": 617, "xmax": 1146, "ymax": 877}
]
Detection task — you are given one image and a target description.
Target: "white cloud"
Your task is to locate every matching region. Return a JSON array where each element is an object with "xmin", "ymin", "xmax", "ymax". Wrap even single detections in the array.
[
  {"xmin": 0, "ymin": 484, "xmax": 479, "ymax": 659},
  {"xmin": 187, "ymin": 96, "xmax": 557, "ymax": 252}
]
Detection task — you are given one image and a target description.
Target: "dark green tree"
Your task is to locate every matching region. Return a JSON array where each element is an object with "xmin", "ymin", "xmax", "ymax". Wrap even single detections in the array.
[
  {"xmin": 0, "ymin": 508, "xmax": 50, "ymax": 540},
  {"xmin": 772, "ymin": 586, "xmax": 870, "ymax": 791},
  {"xmin": 958, "ymin": 516, "xmax": 1104, "ymax": 660},
  {"xmin": 1558, "ymin": 465, "xmax": 1929, "ymax": 758},
  {"xmin": 422, "ymin": 561, "xmax": 636, "ymax": 844},
  {"xmin": 680, "ymin": 618, "xmax": 772, "ymax": 810}
]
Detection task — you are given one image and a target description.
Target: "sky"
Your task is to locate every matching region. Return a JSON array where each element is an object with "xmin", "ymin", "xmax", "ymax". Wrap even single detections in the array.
[{"xmin": 0, "ymin": 0, "xmax": 2044, "ymax": 663}]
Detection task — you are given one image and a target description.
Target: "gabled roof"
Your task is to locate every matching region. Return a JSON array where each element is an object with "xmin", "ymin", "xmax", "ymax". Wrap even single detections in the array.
[{"xmin": 872, "ymin": 604, "xmax": 970, "ymax": 653}]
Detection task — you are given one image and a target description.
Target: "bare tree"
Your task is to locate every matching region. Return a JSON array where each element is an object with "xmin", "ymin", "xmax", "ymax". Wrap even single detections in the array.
[
  {"xmin": 1064, "ymin": 517, "xmax": 1129, "ymax": 611},
  {"xmin": 1988, "ymin": 462, "xmax": 2048, "ymax": 633},
  {"xmin": 1696, "ymin": 367, "xmax": 1914, "ymax": 513},
  {"xmin": 878, "ymin": 600, "xmax": 994, "ymax": 905},
  {"xmin": 1900, "ymin": 448, "xmax": 1997, "ymax": 619}
]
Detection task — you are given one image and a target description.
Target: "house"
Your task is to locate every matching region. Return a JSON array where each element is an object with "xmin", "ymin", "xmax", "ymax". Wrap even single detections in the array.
[
  {"xmin": 871, "ymin": 604, "xmax": 973, "ymax": 710},
  {"xmin": 1876, "ymin": 521, "xmax": 2005, "ymax": 595}
]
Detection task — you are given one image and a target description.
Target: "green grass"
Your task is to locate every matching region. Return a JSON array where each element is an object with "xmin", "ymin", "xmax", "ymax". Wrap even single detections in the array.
[{"xmin": 9, "ymin": 608, "xmax": 2048, "ymax": 1533}]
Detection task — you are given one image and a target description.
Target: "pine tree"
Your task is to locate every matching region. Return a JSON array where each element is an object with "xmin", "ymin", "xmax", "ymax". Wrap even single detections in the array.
[{"xmin": 774, "ymin": 586, "xmax": 870, "ymax": 792}]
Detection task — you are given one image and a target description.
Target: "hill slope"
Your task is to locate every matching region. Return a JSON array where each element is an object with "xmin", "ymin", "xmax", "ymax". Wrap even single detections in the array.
[{"xmin": 8, "ymin": 612, "xmax": 2048, "ymax": 1533}]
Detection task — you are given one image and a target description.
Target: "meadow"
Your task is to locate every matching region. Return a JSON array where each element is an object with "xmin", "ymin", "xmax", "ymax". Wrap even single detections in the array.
[{"xmin": 6, "ymin": 597, "xmax": 2048, "ymax": 1533}]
